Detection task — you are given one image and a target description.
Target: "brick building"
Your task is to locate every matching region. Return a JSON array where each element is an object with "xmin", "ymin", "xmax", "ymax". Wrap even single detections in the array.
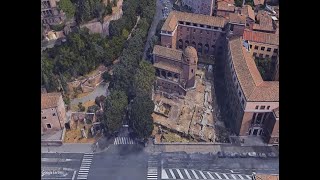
[
  {"xmin": 227, "ymin": 13, "xmax": 246, "ymax": 37},
  {"xmin": 153, "ymin": 45, "xmax": 198, "ymax": 95},
  {"xmin": 240, "ymin": 5, "xmax": 255, "ymax": 29},
  {"xmin": 181, "ymin": 0, "xmax": 215, "ymax": 16},
  {"xmin": 215, "ymin": 1, "xmax": 235, "ymax": 18},
  {"xmin": 41, "ymin": 0, "xmax": 66, "ymax": 25},
  {"xmin": 224, "ymin": 37, "xmax": 279, "ymax": 145},
  {"xmin": 41, "ymin": 92, "xmax": 66, "ymax": 134},
  {"xmin": 160, "ymin": 11, "xmax": 227, "ymax": 59},
  {"xmin": 243, "ymin": 29, "xmax": 279, "ymax": 59},
  {"xmin": 253, "ymin": 10, "xmax": 276, "ymax": 33}
]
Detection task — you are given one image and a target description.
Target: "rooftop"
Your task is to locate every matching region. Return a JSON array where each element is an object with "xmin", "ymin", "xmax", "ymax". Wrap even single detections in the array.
[
  {"xmin": 217, "ymin": 1, "xmax": 235, "ymax": 12},
  {"xmin": 254, "ymin": 10, "xmax": 275, "ymax": 32},
  {"xmin": 153, "ymin": 61, "xmax": 183, "ymax": 74},
  {"xmin": 241, "ymin": 5, "xmax": 255, "ymax": 21},
  {"xmin": 162, "ymin": 11, "xmax": 226, "ymax": 32},
  {"xmin": 153, "ymin": 45, "xmax": 183, "ymax": 60},
  {"xmin": 228, "ymin": 37, "xmax": 279, "ymax": 102},
  {"xmin": 41, "ymin": 92, "xmax": 62, "ymax": 109},
  {"xmin": 255, "ymin": 174, "xmax": 279, "ymax": 180},
  {"xmin": 254, "ymin": 0, "xmax": 265, "ymax": 6},
  {"xmin": 229, "ymin": 13, "xmax": 246, "ymax": 24},
  {"xmin": 243, "ymin": 29, "xmax": 279, "ymax": 46},
  {"xmin": 273, "ymin": 107, "xmax": 279, "ymax": 118}
]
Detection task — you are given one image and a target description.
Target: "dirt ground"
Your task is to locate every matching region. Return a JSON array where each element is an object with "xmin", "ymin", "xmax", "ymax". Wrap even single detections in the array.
[{"xmin": 152, "ymin": 67, "xmax": 217, "ymax": 142}]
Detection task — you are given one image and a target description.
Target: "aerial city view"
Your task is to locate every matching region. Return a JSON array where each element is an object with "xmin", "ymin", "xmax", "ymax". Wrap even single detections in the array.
[{"xmin": 41, "ymin": 0, "xmax": 279, "ymax": 179}]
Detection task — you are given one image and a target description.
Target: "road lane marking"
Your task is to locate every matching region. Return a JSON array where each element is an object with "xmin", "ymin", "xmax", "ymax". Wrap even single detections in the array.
[
  {"xmin": 222, "ymin": 173, "xmax": 229, "ymax": 179},
  {"xmin": 184, "ymin": 169, "xmax": 192, "ymax": 179},
  {"xmin": 207, "ymin": 172, "xmax": 215, "ymax": 179},
  {"xmin": 169, "ymin": 169, "xmax": 176, "ymax": 179},
  {"xmin": 161, "ymin": 169, "xmax": 169, "ymax": 179},
  {"xmin": 176, "ymin": 169, "xmax": 184, "ymax": 179},
  {"xmin": 238, "ymin": 174, "xmax": 245, "ymax": 179},
  {"xmin": 215, "ymin": 173, "xmax": 222, "ymax": 179},
  {"xmin": 231, "ymin": 174, "xmax": 237, "ymax": 179},
  {"xmin": 245, "ymin": 175, "xmax": 251, "ymax": 179},
  {"xmin": 72, "ymin": 170, "xmax": 76, "ymax": 180},
  {"xmin": 191, "ymin": 170, "xmax": 199, "ymax": 179},
  {"xmin": 199, "ymin": 171, "xmax": 207, "ymax": 179}
]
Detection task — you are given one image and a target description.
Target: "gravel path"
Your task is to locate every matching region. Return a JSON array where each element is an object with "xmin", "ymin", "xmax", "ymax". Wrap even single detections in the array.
[{"xmin": 71, "ymin": 82, "xmax": 109, "ymax": 106}]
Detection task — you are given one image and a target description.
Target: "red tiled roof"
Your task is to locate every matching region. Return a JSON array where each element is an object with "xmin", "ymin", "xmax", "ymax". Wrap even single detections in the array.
[
  {"xmin": 254, "ymin": 0, "xmax": 265, "ymax": 6},
  {"xmin": 241, "ymin": 5, "xmax": 255, "ymax": 21},
  {"xmin": 243, "ymin": 29, "xmax": 279, "ymax": 45},
  {"xmin": 229, "ymin": 13, "xmax": 246, "ymax": 24},
  {"xmin": 217, "ymin": 1, "xmax": 235, "ymax": 12},
  {"xmin": 41, "ymin": 92, "xmax": 62, "ymax": 109}
]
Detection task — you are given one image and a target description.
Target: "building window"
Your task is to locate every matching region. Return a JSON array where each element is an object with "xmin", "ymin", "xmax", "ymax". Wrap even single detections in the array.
[
  {"xmin": 267, "ymin": 48, "xmax": 271, "ymax": 52},
  {"xmin": 186, "ymin": 22, "xmax": 190, "ymax": 25},
  {"xmin": 259, "ymin": 54, "xmax": 263, "ymax": 58},
  {"xmin": 255, "ymin": 105, "xmax": 259, "ymax": 109},
  {"xmin": 260, "ymin": 106, "xmax": 266, "ymax": 110},
  {"xmin": 193, "ymin": 29, "xmax": 196, "ymax": 33},
  {"xmin": 261, "ymin": 47, "xmax": 265, "ymax": 51},
  {"xmin": 207, "ymin": 25, "xmax": 211, "ymax": 28},
  {"xmin": 267, "ymin": 106, "xmax": 270, "ymax": 110},
  {"xmin": 238, "ymin": 91, "xmax": 241, "ymax": 97},
  {"xmin": 274, "ymin": 138, "xmax": 279, "ymax": 143},
  {"xmin": 193, "ymin": 23, "xmax": 198, "ymax": 27},
  {"xmin": 274, "ymin": 49, "xmax": 278, "ymax": 53},
  {"xmin": 42, "ymin": 116, "xmax": 47, "ymax": 120},
  {"xmin": 200, "ymin": 30, "xmax": 203, "ymax": 34},
  {"xmin": 52, "ymin": 113, "xmax": 56, "ymax": 116},
  {"xmin": 250, "ymin": 45, "xmax": 252, "ymax": 49},
  {"xmin": 46, "ymin": 124, "xmax": 52, "ymax": 129},
  {"xmin": 213, "ymin": 27, "xmax": 218, "ymax": 30},
  {"xmin": 191, "ymin": 69, "xmax": 194, "ymax": 73},
  {"xmin": 178, "ymin": 21, "xmax": 183, "ymax": 24},
  {"xmin": 253, "ymin": 52, "xmax": 257, "ymax": 57},
  {"xmin": 254, "ymin": 46, "xmax": 259, "ymax": 50},
  {"xmin": 200, "ymin": 24, "xmax": 204, "ymax": 28},
  {"xmin": 266, "ymin": 55, "xmax": 270, "ymax": 58}
]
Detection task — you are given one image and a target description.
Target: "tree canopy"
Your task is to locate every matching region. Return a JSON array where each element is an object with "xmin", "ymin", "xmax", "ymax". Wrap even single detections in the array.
[
  {"xmin": 130, "ymin": 93, "xmax": 154, "ymax": 139},
  {"xmin": 104, "ymin": 90, "xmax": 128, "ymax": 133},
  {"xmin": 133, "ymin": 60, "xmax": 156, "ymax": 96},
  {"xmin": 58, "ymin": 0, "xmax": 76, "ymax": 19}
]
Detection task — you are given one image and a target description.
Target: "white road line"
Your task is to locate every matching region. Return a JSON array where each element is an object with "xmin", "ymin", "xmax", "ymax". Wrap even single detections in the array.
[
  {"xmin": 122, "ymin": 137, "xmax": 125, "ymax": 144},
  {"xmin": 184, "ymin": 169, "xmax": 192, "ymax": 179},
  {"xmin": 176, "ymin": 169, "xmax": 184, "ymax": 179},
  {"xmin": 169, "ymin": 169, "xmax": 176, "ymax": 179},
  {"xmin": 72, "ymin": 170, "xmax": 76, "ymax": 180},
  {"xmin": 215, "ymin": 173, "xmax": 222, "ymax": 179},
  {"xmin": 231, "ymin": 174, "xmax": 238, "ymax": 179},
  {"xmin": 191, "ymin": 170, "xmax": 199, "ymax": 179},
  {"xmin": 222, "ymin": 173, "xmax": 229, "ymax": 179},
  {"xmin": 238, "ymin": 174, "xmax": 245, "ymax": 180},
  {"xmin": 245, "ymin": 175, "xmax": 251, "ymax": 179},
  {"xmin": 162, "ymin": 169, "xmax": 169, "ymax": 179},
  {"xmin": 199, "ymin": 171, "xmax": 207, "ymax": 179},
  {"xmin": 207, "ymin": 172, "xmax": 215, "ymax": 179}
]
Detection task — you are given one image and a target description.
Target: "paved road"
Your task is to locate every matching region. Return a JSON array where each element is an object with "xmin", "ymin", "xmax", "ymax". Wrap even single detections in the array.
[
  {"xmin": 88, "ymin": 145, "xmax": 148, "ymax": 180},
  {"xmin": 142, "ymin": 0, "xmax": 163, "ymax": 60},
  {"xmin": 41, "ymin": 152, "xmax": 94, "ymax": 180},
  {"xmin": 71, "ymin": 82, "xmax": 109, "ymax": 107}
]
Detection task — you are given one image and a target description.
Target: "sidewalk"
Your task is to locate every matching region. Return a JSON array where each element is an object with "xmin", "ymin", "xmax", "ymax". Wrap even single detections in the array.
[{"xmin": 41, "ymin": 143, "xmax": 93, "ymax": 153}]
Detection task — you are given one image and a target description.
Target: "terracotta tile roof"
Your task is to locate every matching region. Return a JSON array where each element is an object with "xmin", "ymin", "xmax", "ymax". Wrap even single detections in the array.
[
  {"xmin": 228, "ymin": 37, "xmax": 279, "ymax": 102},
  {"xmin": 254, "ymin": 10, "xmax": 275, "ymax": 32},
  {"xmin": 153, "ymin": 45, "xmax": 182, "ymax": 61},
  {"xmin": 255, "ymin": 174, "xmax": 279, "ymax": 180},
  {"xmin": 229, "ymin": 13, "xmax": 246, "ymax": 24},
  {"xmin": 41, "ymin": 92, "xmax": 62, "ymax": 109},
  {"xmin": 217, "ymin": 1, "xmax": 235, "ymax": 12},
  {"xmin": 162, "ymin": 11, "xmax": 226, "ymax": 32},
  {"xmin": 241, "ymin": 5, "xmax": 255, "ymax": 21},
  {"xmin": 153, "ymin": 61, "xmax": 182, "ymax": 74},
  {"xmin": 254, "ymin": 0, "xmax": 265, "ymax": 6},
  {"xmin": 243, "ymin": 29, "xmax": 279, "ymax": 45},
  {"xmin": 218, "ymin": 0, "xmax": 235, "ymax": 3}
]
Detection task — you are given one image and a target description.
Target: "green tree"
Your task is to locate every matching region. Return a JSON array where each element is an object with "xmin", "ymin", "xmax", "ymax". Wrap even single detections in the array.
[
  {"xmin": 133, "ymin": 60, "xmax": 155, "ymax": 96},
  {"xmin": 87, "ymin": 104, "xmax": 100, "ymax": 113},
  {"xmin": 78, "ymin": 102, "xmax": 85, "ymax": 112},
  {"xmin": 105, "ymin": 2, "xmax": 113, "ymax": 15},
  {"xmin": 113, "ymin": 0, "xmax": 118, "ymax": 7},
  {"xmin": 102, "ymin": 71, "xmax": 112, "ymax": 82},
  {"xmin": 76, "ymin": 0, "xmax": 91, "ymax": 24},
  {"xmin": 130, "ymin": 93, "xmax": 154, "ymax": 139},
  {"xmin": 104, "ymin": 90, "xmax": 128, "ymax": 133},
  {"xmin": 59, "ymin": 0, "xmax": 76, "ymax": 19},
  {"xmin": 234, "ymin": 0, "xmax": 242, "ymax": 7},
  {"xmin": 122, "ymin": 28, "xmax": 129, "ymax": 38}
]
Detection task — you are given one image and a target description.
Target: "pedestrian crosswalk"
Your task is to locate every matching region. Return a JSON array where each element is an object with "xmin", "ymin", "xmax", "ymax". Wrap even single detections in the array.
[
  {"xmin": 77, "ymin": 153, "xmax": 94, "ymax": 180},
  {"xmin": 147, "ymin": 155, "xmax": 158, "ymax": 180},
  {"xmin": 113, "ymin": 137, "xmax": 136, "ymax": 145},
  {"xmin": 161, "ymin": 168, "xmax": 252, "ymax": 179}
]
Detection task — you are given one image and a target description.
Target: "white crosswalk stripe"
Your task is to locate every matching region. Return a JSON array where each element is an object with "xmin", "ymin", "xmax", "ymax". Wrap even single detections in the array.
[
  {"xmin": 161, "ymin": 168, "xmax": 252, "ymax": 179},
  {"xmin": 147, "ymin": 156, "xmax": 158, "ymax": 180},
  {"xmin": 113, "ymin": 137, "xmax": 136, "ymax": 145},
  {"xmin": 77, "ymin": 153, "xmax": 94, "ymax": 180}
]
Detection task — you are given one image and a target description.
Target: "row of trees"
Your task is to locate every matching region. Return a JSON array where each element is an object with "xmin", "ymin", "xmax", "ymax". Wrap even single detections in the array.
[{"xmin": 103, "ymin": 0, "xmax": 156, "ymax": 140}]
